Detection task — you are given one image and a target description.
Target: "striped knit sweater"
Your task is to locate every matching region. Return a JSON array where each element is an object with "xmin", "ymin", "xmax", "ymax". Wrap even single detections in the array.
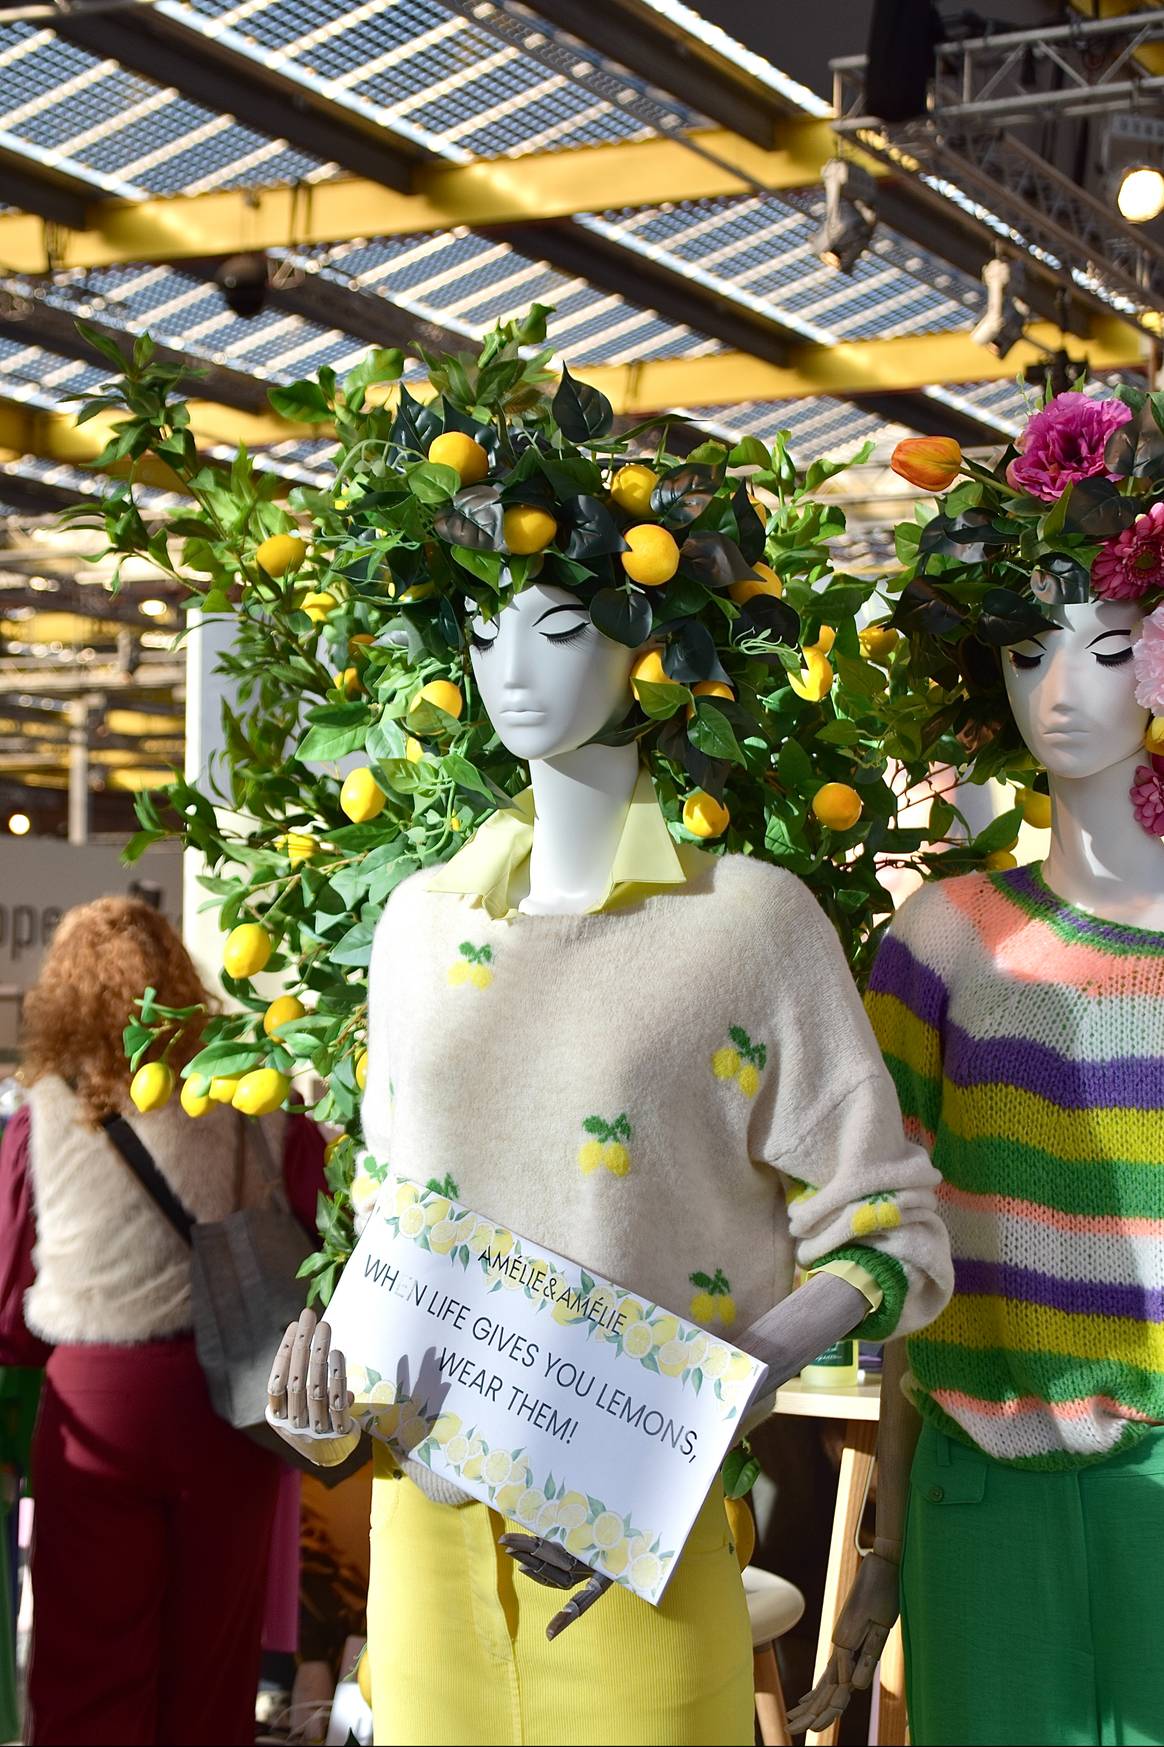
[{"xmin": 866, "ymin": 863, "xmax": 1164, "ymax": 1469}]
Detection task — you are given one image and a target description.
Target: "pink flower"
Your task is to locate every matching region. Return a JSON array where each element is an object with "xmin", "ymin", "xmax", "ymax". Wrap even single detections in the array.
[
  {"xmin": 1006, "ymin": 392, "xmax": 1132, "ymax": 503},
  {"xmin": 1130, "ymin": 763, "xmax": 1164, "ymax": 837},
  {"xmin": 1133, "ymin": 604, "xmax": 1164, "ymax": 714},
  {"xmin": 1092, "ymin": 502, "xmax": 1164, "ymax": 601}
]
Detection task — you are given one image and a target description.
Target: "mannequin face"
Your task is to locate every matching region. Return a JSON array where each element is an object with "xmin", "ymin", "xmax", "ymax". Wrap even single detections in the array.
[
  {"xmin": 468, "ymin": 582, "xmax": 634, "ymax": 760},
  {"xmin": 1002, "ymin": 597, "xmax": 1148, "ymax": 779}
]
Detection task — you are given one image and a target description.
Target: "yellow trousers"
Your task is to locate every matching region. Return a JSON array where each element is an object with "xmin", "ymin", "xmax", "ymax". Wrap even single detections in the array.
[{"xmin": 366, "ymin": 1448, "xmax": 753, "ymax": 1746}]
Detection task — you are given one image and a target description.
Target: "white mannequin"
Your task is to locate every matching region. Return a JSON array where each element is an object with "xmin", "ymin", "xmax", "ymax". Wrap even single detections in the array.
[
  {"xmin": 789, "ymin": 593, "xmax": 1164, "ymax": 1735},
  {"xmin": 267, "ymin": 583, "xmax": 869, "ymax": 1624}
]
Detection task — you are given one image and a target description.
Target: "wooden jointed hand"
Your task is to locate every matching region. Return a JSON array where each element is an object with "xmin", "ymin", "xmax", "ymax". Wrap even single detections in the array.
[
  {"xmin": 786, "ymin": 1550, "xmax": 901, "ymax": 1735},
  {"xmin": 266, "ymin": 1307, "xmax": 362, "ymax": 1466},
  {"xmin": 500, "ymin": 1532, "xmax": 615, "ymax": 1640}
]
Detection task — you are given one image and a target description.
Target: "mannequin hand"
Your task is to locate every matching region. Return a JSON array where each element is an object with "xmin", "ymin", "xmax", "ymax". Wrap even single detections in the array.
[
  {"xmin": 499, "ymin": 1533, "xmax": 614, "ymax": 1640},
  {"xmin": 786, "ymin": 1551, "xmax": 900, "ymax": 1735},
  {"xmin": 266, "ymin": 1307, "xmax": 361, "ymax": 1468}
]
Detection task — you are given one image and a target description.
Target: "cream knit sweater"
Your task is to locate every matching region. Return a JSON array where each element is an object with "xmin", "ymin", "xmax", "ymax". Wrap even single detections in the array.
[
  {"xmin": 360, "ymin": 853, "xmax": 952, "ymax": 1362},
  {"xmin": 25, "ymin": 1074, "xmax": 281, "ymax": 1346}
]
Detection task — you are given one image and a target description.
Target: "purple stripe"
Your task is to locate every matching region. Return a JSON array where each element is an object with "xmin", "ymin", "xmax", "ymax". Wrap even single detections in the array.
[
  {"xmin": 1003, "ymin": 865, "xmax": 1164, "ymax": 953},
  {"xmin": 955, "ymin": 1257, "xmax": 1164, "ymax": 1323},
  {"xmin": 945, "ymin": 1020, "xmax": 1164, "ymax": 1111},
  {"xmin": 868, "ymin": 934, "xmax": 948, "ymax": 1034}
]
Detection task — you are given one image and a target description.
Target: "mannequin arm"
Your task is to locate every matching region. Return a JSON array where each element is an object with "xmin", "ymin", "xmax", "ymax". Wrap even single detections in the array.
[
  {"xmin": 787, "ymin": 1339, "xmax": 921, "ymax": 1736},
  {"xmin": 737, "ymin": 1269, "xmax": 868, "ymax": 1391}
]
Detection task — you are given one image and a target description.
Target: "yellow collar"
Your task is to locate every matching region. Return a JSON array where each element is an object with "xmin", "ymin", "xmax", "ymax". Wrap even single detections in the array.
[{"xmin": 427, "ymin": 767, "xmax": 698, "ymax": 919}]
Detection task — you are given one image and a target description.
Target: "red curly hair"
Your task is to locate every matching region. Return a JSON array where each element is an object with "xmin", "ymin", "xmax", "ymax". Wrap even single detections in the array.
[{"xmin": 21, "ymin": 897, "xmax": 210, "ymax": 1125}]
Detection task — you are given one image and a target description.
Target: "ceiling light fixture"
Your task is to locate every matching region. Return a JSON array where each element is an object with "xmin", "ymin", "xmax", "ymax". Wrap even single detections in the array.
[
  {"xmin": 1105, "ymin": 115, "xmax": 1164, "ymax": 225},
  {"xmin": 7, "ymin": 813, "xmax": 30, "ymax": 836},
  {"xmin": 1117, "ymin": 165, "xmax": 1164, "ymax": 225},
  {"xmin": 812, "ymin": 159, "xmax": 879, "ymax": 274},
  {"xmin": 970, "ymin": 257, "xmax": 1029, "ymax": 357},
  {"xmin": 139, "ymin": 598, "xmax": 168, "ymax": 618}
]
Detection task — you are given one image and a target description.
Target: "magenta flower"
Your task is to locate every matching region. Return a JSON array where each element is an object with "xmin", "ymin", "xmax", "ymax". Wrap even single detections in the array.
[
  {"xmin": 1130, "ymin": 763, "xmax": 1164, "ymax": 837},
  {"xmin": 1006, "ymin": 392, "xmax": 1131, "ymax": 503},
  {"xmin": 1092, "ymin": 502, "xmax": 1164, "ymax": 601},
  {"xmin": 1133, "ymin": 604, "xmax": 1164, "ymax": 714}
]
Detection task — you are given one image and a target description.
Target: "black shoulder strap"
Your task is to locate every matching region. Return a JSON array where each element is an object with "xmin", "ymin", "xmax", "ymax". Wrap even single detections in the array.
[{"xmin": 101, "ymin": 1114, "xmax": 195, "ymax": 1247}]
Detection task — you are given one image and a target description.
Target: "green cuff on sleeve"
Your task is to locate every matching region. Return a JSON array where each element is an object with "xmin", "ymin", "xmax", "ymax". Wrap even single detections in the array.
[{"xmin": 809, "ymin": 1245, "xmax": 909, "ymax": 1342}]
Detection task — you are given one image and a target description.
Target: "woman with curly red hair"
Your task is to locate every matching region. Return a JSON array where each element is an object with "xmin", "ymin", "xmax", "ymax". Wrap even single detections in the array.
[{"xmin": 0, "ymin": 897, "xmax": 325, "ymax": 1746}]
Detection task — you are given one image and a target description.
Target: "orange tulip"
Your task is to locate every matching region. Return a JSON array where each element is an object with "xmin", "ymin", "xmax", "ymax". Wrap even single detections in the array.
[{"xmin": 890, "ymin": 436, "xmax": 963, "ymax": 493}]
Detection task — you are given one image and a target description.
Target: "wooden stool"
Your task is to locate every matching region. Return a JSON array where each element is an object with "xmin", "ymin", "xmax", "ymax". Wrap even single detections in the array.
[{"xmin": 744, "ymin": 1566, "xmax": 805, "ymax": 1747}]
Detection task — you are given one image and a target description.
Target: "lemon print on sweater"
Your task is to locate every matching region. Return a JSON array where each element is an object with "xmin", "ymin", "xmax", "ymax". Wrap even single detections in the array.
[
  {"xmin": 688, "ymin": 1267, "xmax": 737, "ymax": 1327},
  {"xmin": 447, "ymin": 942, "xmax": 494, "ymax": 989},
  {"xmin": 851, "ymin": 1192, "xmax": 901, "ymax": 1236},
  {"xmin": 711, "ymin": 1026, "xmax": 768, "ymax": 1097},
  {"xmin": 577, "ymin": 1113, "xmax": 632, "ymax": 1176}
]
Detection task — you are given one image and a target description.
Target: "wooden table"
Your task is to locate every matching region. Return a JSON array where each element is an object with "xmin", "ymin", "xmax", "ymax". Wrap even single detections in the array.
[{"xmin": 773, "ymin": 1375, "xmax": 907, "ymax": 1747}]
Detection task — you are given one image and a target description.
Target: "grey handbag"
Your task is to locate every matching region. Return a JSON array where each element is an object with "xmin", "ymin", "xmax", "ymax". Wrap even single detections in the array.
[{"xmin": 103, "ymin": 1109, "xmax": 366, "ymax": 1485}]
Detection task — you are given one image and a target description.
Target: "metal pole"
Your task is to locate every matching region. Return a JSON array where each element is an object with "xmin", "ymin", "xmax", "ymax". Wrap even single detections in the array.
[{"xmin": 67, "ymin": 697, "xmax": 90, "ymax": 846}]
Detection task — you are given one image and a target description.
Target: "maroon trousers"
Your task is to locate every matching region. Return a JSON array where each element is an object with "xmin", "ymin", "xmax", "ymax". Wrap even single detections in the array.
[{"xmin": 27, "ymin": 1337, "xmax": 280, "ymax": 1746}]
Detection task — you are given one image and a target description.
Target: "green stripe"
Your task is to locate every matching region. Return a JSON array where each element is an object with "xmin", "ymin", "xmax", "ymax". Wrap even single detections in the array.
[
  {"xmin": 882, "ymin": 1050, "xmax": 942, "ymax": 1138},
  {"xmin": 908, "ymin": 1334, "xmax": 1164, "ymax": 1412},
  {"xmin": 814, "ymin": 1245, "xmax": 908, "ymax": 1341},
  {"xmin": 994, "ymin": 868, "xmax": 1164, "ymax": 959},
  {"xmin": 933, "ymin": 1124, "xmax": 1164, "ymax": 1218},
  {"xmin": 911, "ymin": 1391, "xmax": 1153, "ymax": 1470}
]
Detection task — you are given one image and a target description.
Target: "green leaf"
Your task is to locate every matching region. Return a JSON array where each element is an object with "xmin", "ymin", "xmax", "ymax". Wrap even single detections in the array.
[
  {"xmin": 688, "ymin": 703, "xmax": 745, "ymax": 765},
  {"xmin": 183, "ymin": 1040, "xmax": 263, "ymax": 1081},
  {"xmin": 343, "ymin": 347, "xmax": 404, "ymax": 412},
  {"xmin": 589, "ymin": 586, "xmax": 652, "ymax": 648},
  {"xmin": 268, "ymin": 379, "xmax": 333, "ymax": 423},
  {"xmin": 777, "ymin": 737, "xmax": 814, "ymax": 789},
  {"xmin": 634, "ymin": 678, "xmax": 690, "ymax": 720},
  {"xmin": 722, "ymin": 1447, "xmax": 760, "ymax": 1499},
  {"xmin": 551, "ymin": 366, "xmax": 613, "ymax": 441},
  {"xmin": 405, "ymin": 460, "xmax": 460, "ymax": 505},
  {"xmin": 971, "ymin": 805, "xmax": 1023, "ymax": 855},
  {"xmin": 728, "ymin": 435, "xmax": 770, "ymax": 468}
]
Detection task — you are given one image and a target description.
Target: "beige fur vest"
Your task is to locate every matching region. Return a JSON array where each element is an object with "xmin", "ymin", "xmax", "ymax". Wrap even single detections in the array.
[{"xmin": 25, "ymin": 1074, "xmax": 282, "ymax": 1346}]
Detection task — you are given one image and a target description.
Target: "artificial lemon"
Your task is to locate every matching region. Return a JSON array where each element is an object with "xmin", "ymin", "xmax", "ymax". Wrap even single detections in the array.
[
  {"xmin": 130, "ymin": 1061, "xmax": 174, "ymax": 1114},
  {"xmin": 411, "ymin": 680, "xmax": 464, "ymax": 720},
  {"xmin": 180, "ymin": 1075, "xmax": 212, "ymax": 1119},
  {"xmin": 806, "ymin": 626, "xmax": 836, "ymax": 656},
  {"xmin": 1146, "ymin": 718, "xmax": 1164, "ymax": 755},
  {"xmin": 610, "ymin": 463, "xmax": 658, "ymax": 518},
  {"xmin": 728, "ymin": 561, "xmax": 783, "ymax": 604},
  {"xmin": 405, "ymin": 736, "xmax": 425, "ymax": 763},
  {"xmin": 428, "ymin": 431, "xmax": 488, "ymax": 486},
  {"xmin": 687, "ymin": 679, "xmax": 733, "ymax": 720},
  {"xmin": 335, "ymin": 666, "xmax": 362, "ymax": 697},
  {"xmin": 859, "ymin": 625, "xmax": 899, "ymax": 664},
  {"xmin": 223, "ymin": 923, "xmax": 273, "ymax": 980},
  {"xmin": 630, "ymin": 650, "xmax": 677, "ymax": 695},
  {"xmin": 503, "ymin": 505, "xmax": 557, "ymax": 554},
  {"xmin": 263, "ymin": 995, "xmax": 306, "ymax": 1039},
  {"xmin": 621, "ymin": 524, "xmax": 680, "ymax": 587},
  {"xmin": 356, "ymin": 1050, "xmax": 369, "ymax": 1092},
  {"xmin": 209, "ymin": 1076, "xmax": 241, "ymax": 1105},
  {"xmin": 984, "ymin": 850, "xmax": 1018, "ymax": 870},
  {"xmin": 300, "ymin": 591, "xmax": 337, "ymax": 624},
  {"xmin": 281, "ymin": 830, "xmax": 316, "ymax": 868},
  {"xmin": 356, "ymin": 1649, "xmax": 372, "ymax": 1709},
  {"xmin": 350, "ymin": 632, "xmax": 375, "ymax": 648},
  {"xmin": 788, "ymin": 650, "xmax": 833, "ymax": 703},
  {"xmin": 255, "ymin": 533, "xmax": 307, "ymax": 577},
  {"xmin": 812, "ymin": 783, "xmax": 863, "ymax": 832},
  {"xmin": 324, "ymin": 1136, "xmax": 345, "ymax": 1167},
  {"xmin": 232, "ymin": 1068, "xmax": 291, "ymax": 1117},
  {"xmin": 682, "ymin": 790, "xmax": 730, "ymax": 838},
  {"xmin": 340, "ymin": 767, "xmax": 386, "ymax": 824},
  {"xmin": 725, "ymin": 1495, "xmax": 756, "ymax": 1572},
  {"xmin": 1018, "ymin": 787, "xmax": 1052, "ymax": 830}
]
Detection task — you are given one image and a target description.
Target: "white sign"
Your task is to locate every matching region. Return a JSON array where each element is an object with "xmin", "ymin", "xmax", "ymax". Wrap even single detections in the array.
[{"xmin": 324, "ymin": 1182, "xmax": 767, "ymax": 1605}]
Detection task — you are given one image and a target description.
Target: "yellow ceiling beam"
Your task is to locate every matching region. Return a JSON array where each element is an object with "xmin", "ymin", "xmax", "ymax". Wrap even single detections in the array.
[
  {"xmin": 1067, "ymin": 0, "xmax": 1164, "ymax": 77},
  {"xmin": 584, "ymin": 318, "xmax": 1145, "ymax": 412},
  {"xmin": 0, "ymin": 121, "xmax": 848, "ymax": 273},
  {"xmin": 0, "ymin": 398, "xmax": 313, "ymax": 490}
]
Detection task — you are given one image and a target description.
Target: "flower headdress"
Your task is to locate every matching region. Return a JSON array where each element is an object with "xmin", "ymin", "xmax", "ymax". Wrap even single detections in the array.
[{"xmin": 889, "ymin": 387, "xmax": 1164, "ymax": 836}]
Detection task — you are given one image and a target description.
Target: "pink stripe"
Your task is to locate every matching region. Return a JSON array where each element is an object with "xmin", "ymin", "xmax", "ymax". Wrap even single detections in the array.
[
  {"xmin": 937, "ymin": 1180, "xmax": 1164, "ymax": 1239},
  {"xmin": 904, "ymin": 1115, "xmax": 935, "ymax": 1151},
  {"xmin": 943, "ymin": 878, "xmax": 1158, "ymax": 997},
  {"xmin": 932, "ymin": 1387, "xmax": 1158, "ymax": 1423}
]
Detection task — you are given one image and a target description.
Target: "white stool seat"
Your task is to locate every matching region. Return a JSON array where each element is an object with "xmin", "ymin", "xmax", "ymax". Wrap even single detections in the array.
[{"xmin": 743, "ymin": 1565, "xmax": 805, "ymax": 1647}]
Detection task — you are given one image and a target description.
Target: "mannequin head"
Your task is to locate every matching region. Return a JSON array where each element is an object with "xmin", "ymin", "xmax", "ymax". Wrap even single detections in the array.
[
  {"xmin": 1002, "ymin": 597, "xmax": 1148, "ymax": 779},
  {"xmin": 468, "ymin": 582, "xmax": 635, "ymax": 761}
]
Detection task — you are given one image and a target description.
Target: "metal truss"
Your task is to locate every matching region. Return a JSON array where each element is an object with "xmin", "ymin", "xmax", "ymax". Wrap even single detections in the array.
[{"xmin": 832, "ymin": 10, "xmax": 1164, "ymax": 331}]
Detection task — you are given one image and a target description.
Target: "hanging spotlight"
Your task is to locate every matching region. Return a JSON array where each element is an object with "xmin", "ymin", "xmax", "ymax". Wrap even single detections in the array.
[
  {"xmin": 1117, "ymin": 165, "xmax": 1164, "ymax": 225},
  {"xmin": 812, "ymin": 159, "xmax": 879, "ymax": 274},
  {"xmin": 970, "ymin": 257, "xmax": 1029, "ymax": 358},
  {"xmin": 1105, "ymin": 115, "xmax": 1164, "ymax": 225},
  {"xmin": 7, "ymin": 813, "xmax": 30, "ymax": 836},
  {"xmin": 215, "ymin": 253, "xmax": 270, "ymax": 318}
]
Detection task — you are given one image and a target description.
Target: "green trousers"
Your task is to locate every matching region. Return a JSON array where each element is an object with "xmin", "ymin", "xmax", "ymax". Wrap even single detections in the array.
[{"xmin": 901, "ymin": 1421, "xmax": 1164, "ymax": 1746}]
